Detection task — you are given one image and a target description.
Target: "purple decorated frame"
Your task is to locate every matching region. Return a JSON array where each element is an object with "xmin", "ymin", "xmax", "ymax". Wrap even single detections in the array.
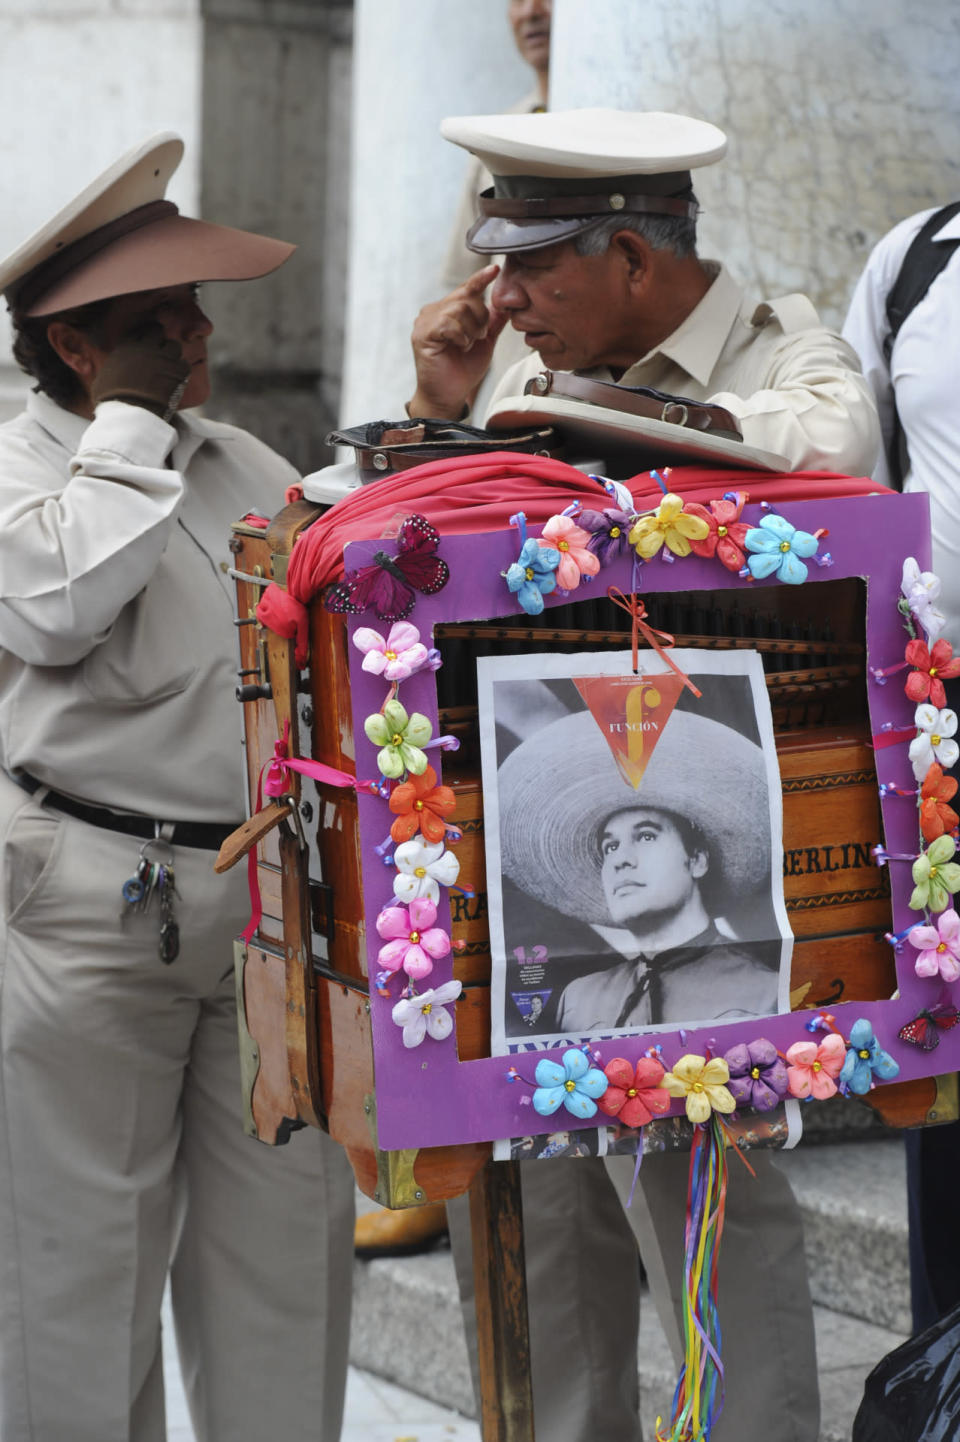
[{"xmin": 344, "ymin": 491, "xmax": 957, "ymax": 1150}]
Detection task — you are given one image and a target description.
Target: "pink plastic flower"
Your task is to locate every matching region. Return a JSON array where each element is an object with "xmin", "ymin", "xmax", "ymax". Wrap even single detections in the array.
[
  {"xmin": 688, "ymin": 493, "xmax": 751, "ymax": 573},
  {"xmin": 375, "ymin": 897, "xmax": 451, "ymax": 980},
  {"xmin": 537, "ymin": 515, "xmax": 601, "ymax": 590},
  {"xmin": 908, "ymin": 909, "xmax": 960, "ymax": 982},
  {"xmin": 598, "ymin": 1056, "xmax": 670, "ymax": 1128},
  {"xmin": 352, "ymin": 620, "xmax": 428, "ymax": 680},
  {"xmin": 784, "ymin": 1034, "xmax": 846, "ymax": 1100}
]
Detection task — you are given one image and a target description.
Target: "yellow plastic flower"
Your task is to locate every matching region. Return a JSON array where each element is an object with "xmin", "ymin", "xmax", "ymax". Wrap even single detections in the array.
[
  {"xmin": 628, "ymin": 493, "xmax": 710, "ymax": 560},
  {"xmin": 660, "ymin": 1054, "xmax": 736, "ymax": 1124}
]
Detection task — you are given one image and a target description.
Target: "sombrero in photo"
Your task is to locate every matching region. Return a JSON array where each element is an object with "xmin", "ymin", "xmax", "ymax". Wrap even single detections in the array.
[
  {"xmin": 1, "ymin": 132, "xmax": 294, "ymax": 317},
  {"xmin": 498, "ymin": 707, "xmax": 771, "ymax": 927}
]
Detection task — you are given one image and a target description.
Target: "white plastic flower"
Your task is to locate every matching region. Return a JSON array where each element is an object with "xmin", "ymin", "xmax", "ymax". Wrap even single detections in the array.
[
  {"xmin": 352, "ymin": 620, "xmax": 428, "ymax": 681},
  {"xmin": 392, "ymin": 837, "xmax": 461, "ymax": 904},
  {"xmin": 391, "ymin": 980, "xmax": 462, "ymax": 1048},
  {"xmin": 909, "ymin": 703, "xmax": 960, "ymax": 780},
  {"xmin": 902, "ymin": 558, "xmax": 946, "ymax": 639}
]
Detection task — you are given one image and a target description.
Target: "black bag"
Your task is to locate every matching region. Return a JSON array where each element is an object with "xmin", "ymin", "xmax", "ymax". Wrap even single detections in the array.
[{"xmin": 852, "ymin": 1301, "xmax": 960, "ymax": 1441}]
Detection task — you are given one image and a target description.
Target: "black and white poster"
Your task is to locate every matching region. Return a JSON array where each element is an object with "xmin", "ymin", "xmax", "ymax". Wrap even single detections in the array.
[{"xmin": 477, "ymin": 649, "xmax": 793, "ymax": 1056}]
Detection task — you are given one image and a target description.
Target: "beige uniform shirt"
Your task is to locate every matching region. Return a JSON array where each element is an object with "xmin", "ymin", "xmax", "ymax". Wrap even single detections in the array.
[
  {"xmin": 0, "ymin": 391, "xmax": 297, "ymax": 819},
  {"xmin": 484, "ymin": 261, "xmax": 881, "ymax": 476}
]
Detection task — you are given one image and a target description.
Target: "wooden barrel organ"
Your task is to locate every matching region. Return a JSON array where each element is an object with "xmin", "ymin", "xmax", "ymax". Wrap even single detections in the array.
[{"xmin": 228, "ymin": 500, "xmax": 956, "ymax": 1208}]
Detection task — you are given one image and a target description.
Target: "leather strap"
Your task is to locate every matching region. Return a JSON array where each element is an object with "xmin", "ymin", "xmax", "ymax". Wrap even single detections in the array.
[
  {"xmin": 479, "ymin": 193, "xmax": 698, "ymax": 221},
  {"xmin": 10, "ymin": 770, "xmax": 240, "ymax": 850},
  {"xmin": 524, "ymin": 370, "xmax": 742, "ymax": 440}
]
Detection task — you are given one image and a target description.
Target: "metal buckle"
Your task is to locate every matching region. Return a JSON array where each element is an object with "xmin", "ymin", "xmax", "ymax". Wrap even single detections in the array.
[{"xmin": 661, "ymin": 401, "xmax": 689, "ymax": 428}]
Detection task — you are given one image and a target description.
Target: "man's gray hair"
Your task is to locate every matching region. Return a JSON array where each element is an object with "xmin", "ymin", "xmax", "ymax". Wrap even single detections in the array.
[{"xmin": 573, "ymin": 211, "xmax": 697, "ymax": 260}]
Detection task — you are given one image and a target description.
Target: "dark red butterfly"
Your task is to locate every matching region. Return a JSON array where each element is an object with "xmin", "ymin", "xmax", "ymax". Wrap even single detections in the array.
[
  {"xmin": 898, "ymin": 1003, "xmax": 960, "ymax": 1051},
  {"xmin": 323, "ymin": 513, "xmax": 449, "ymax": 622}
]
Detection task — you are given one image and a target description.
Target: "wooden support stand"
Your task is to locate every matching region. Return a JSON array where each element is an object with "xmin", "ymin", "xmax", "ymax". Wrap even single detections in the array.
[{"xmin": 469, "ymin": 1160, "xmax": 535, "ymax": 1442}]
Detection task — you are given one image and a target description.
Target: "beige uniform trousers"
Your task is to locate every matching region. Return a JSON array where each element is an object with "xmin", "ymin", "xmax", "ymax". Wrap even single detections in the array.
[
  {"xmin": 0, "ymin": 775, "xmax": 355, "ymax": 1442},
  {"xmin": 449, "ymin": 1149, "xmax": 819, "ymax": 1442}
]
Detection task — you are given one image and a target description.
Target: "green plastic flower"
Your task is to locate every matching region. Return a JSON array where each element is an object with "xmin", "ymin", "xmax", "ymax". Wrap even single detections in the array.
[
  {"xmin": 364, "ymin": 699, "xmax": 432, "ymax": 779},
  {"xmin": 910, "ymin": 833, "xmax": 960, "ymax": 913}
]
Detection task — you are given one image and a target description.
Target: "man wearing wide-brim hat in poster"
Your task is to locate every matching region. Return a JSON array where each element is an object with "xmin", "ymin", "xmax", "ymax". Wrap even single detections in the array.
[
  {"xmin": 411, "ymin": 107, "xmax": 881, "ymax": 1442},
  {"xmin": 0, "ymin": 137, "xmax": 354, "ymax": 1441},
  {"xmin": 498, "ymin": 706, "xmax": 783, "ymax": 1036}
]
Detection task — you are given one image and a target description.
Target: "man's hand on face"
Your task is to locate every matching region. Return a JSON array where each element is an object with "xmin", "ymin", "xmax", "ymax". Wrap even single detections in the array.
[
  {"xmin": 90, "ymin": 321, "xmax": 192, "ymax": 421},
  {"xmin": 407, "ymin": 264, "xmax": 508, "ymax": 419}
]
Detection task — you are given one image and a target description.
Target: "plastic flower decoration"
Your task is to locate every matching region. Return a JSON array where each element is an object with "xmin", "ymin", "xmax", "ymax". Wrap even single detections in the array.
[
  {"xmin": 392, "ymin": 837, "xmax": 460, "ymax": 904},
  {"xmin": 904, "ymin": 638, "xmax": 960, "ymax": 709},
  {"xmin": 391, "ymin": 979, "xmax": 462, "ymax": 1049},
  {"xmin": 910, "ymin": 834, "xmax": 960, "ymax": 913},
  {"xmin": 628, "ymin": 493, "xmax": 710, "ymax": 560},
  {"xmin": 838, "ymin": 1018, "xmax": 900, "ymax": 1096},
  {"xmin": 376, "ymin": 897, "xmax": 451, "ymax": 980},
  {"xmin": 901, "ymin": 558, "xmax": 946, "ymax": 639},
  {"xmin": 538, "ymin": 515, "xmax": 601, "ymax": 590},
  {"xmin": 388, "ymin": 763, "xmax": 456, "ymax": 845},
  {"xmin": 661, "ymin": 1054, "xmax": 736, "ymax": 1124},
  {"xmin": 352, "ymin": 620, "xmax": 429, "ymax": 681},
  {"xmin": 505, "ymin": 538, "xmax": 561, "ymax": 616},
  {"xmin": 784, "ymin": 1035, "xmax": 846, "ymax": 1101},
  {"xmin": 364, "ymin": 700, "xmax": 431, "ymax": 779},
  {"xmin": 722, "ymin": 1039, "xmax": 789, "ymax": 1112},
  {"xmin": 908, "ymin": 703, "xmax": 959, "ymax": 781},
  {"xmin": 597, "ymin": 1057, "xmax": 670, "ymax": 1128},
  {"xmin": 743, "ymin": 513, "xmax": 820, "ymax": 584},
  {"xmin": 919, "ymin": 763, "xmax": 960, "ymax": 844},
  {"xmin": 533, "ymin": 1047, "xmax": 609, "ymax": 1119},
  {"xmin": 576, "ymin": 507, "xmax": 634, "ymax": 566},
  {"xmin": 907, "ymin": 909, "xmax": 960, "ymax": 982},
  {"xmin": 687, "ymin": 492, "xmax": 751, "ymax": 574}
]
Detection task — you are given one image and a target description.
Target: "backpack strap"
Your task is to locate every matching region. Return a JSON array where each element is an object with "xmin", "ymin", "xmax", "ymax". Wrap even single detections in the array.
[
  {"xmin": 884, "ymin": 200, "xmax": 960, "ymax": 361},
  {"xmin": 882, "ymin": 201, "xmax": 960, "ymax": 489}
]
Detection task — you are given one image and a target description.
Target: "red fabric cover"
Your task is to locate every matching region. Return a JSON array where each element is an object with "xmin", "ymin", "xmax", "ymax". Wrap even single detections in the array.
[{"xmin": 256, "ymin": 451, "xmax": 886, "ymax": 657}]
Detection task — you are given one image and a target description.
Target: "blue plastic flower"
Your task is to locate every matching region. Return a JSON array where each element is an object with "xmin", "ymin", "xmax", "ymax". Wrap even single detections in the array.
[
  {"xmin": 743, "ymin": 513, "xmax": 820, "ymax": 585},
  {"xmin": 838, "ymin": 1018, "xmax": 900, "ymax": 1096},
  {"xmin": 505, "ymin": 538, "xmax": 561, "ymax": 615},
  {"xmin": 533, "ymin": 1047, "xmax": 609, "ymax": 1119}
]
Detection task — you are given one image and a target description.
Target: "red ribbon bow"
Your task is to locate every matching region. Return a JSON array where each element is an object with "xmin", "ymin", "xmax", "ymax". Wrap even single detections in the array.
[{"xmin": 606, "ymin": 587, "xmax": 702, "ymax": 698}]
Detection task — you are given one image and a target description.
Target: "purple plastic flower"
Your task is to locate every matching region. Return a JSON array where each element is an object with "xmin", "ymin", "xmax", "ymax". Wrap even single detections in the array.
[
  {"xmin": 723, "ymin": 1038, "xmax": 789, "ymax": 1112},
  {"xmin": 576, "ymin": 507, "xmax": 634, "ymax": 566}
]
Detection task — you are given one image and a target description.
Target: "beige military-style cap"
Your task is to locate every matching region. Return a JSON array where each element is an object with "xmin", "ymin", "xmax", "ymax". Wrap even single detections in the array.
[
  {"xmin": 440, "ymin": 108, "xmax": 727, "ymax": 254},
  {"xmin": 0, "ymin": 132, "xmax": 295, "ymax": 318}
]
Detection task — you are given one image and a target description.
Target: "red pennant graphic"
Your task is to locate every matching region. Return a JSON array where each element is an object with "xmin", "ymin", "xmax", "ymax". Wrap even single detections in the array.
[{"xmin": 573, "ymin": 672, "xmax": 686, "ymax": 788}]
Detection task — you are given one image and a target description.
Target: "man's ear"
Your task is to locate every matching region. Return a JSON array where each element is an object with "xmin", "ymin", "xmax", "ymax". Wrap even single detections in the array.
[
  {"xmin": 45, "ymin": 320, "xmax": 99, "ymax": 386},
  {"xmin": 610, "ymin": 229, "xmax": 654, "ymax": 289},
  {"xmin": 688, "ymin": 847, "xmax": 709, "ymax": 882}
]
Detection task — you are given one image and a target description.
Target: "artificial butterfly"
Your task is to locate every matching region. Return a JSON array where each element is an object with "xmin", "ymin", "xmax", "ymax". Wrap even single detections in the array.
[
  {"xmin": 897, "ymin": 1002, "xmax": 960, "ymax": 1051},
  {"xmin": 323, "ymin": 513, "xmax": 449, "ymax": 622}
]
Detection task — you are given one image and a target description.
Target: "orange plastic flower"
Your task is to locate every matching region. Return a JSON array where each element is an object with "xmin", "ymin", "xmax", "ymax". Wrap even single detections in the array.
[
  {"xmin": 389, "ymin": 764, "xmax": 456, "ymax": 844},
  {"xmin": 920, "ymin": 762, "xmax": 960, "ymax": 844}
]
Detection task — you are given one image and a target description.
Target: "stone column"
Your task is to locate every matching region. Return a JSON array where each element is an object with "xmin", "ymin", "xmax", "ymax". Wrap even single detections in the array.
[
  {"xmin": 339, "ymin": 0, "xmax": 532, "ymax": 427},
  {"xmin": 550, "ymin": 0, "xmax": 960, "ymax": 326},
  {"xmin": 199, "ymin": 0, "xmax": 354, "ymax": 473}
]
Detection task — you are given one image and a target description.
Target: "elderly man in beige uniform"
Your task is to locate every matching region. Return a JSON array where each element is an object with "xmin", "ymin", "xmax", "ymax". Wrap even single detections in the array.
[
  {"xmin": 408, "ymin": 109, "xmax": 880, "ymax": 1442},
  {"xmin": 0, "ymin": 135, "xmax": 354, "ymax": 1442}
]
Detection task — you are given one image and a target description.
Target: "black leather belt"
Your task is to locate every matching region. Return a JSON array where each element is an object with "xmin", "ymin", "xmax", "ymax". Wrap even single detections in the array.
[{"xmin": 11, "ymin": 772, "xmax": 240, "ymax": 851}]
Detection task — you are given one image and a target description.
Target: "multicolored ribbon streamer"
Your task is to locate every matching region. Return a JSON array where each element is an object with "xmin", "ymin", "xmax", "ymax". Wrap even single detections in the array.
[
  {"xmin": 656, "ymin": 1115, "xmax": 728, "ymax": 1442},
  {"xmin": 607, "ymin": 587, "xmax": 702, "ymax": 697}
]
